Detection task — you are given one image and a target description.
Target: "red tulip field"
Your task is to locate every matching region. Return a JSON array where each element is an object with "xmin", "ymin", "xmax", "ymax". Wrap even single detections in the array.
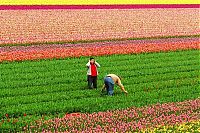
[{"xmin": 0, "ymin": 8, "xmax": 199, "ymax": 132}]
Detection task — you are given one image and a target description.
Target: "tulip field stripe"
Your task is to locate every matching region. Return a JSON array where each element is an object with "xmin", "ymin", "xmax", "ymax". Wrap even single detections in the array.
[
  {"xmin": 2, "ymin": 5, "xmax": 200, "ymax": 11},
  {"xmin": 0, "ymin": 9, "xmax": 199, "ymax": 45},
  {"xmin": 0, "ymin": 47, "xmax": 198, "ymax": 71},
  {"xmin": 2, "ymin": 43, "xmax": 198, "ymax": 67},
  {"xmin": 0, "ymin": 38, "xmax": 199, "ymax": 62},
  {"xmin": 19, "ymin": 99, "xmax": 200, "ymax": 132},
  {"xmin": 0, "ymin": 0, "xmax": 199, "ymax": 5},
  {"xmin": 143, "ymin": 120, "xmax": 200, "ymax": 132},
  {"xmin": 1, "ymin": 99, "xmax": 199, "ymax": 132}
]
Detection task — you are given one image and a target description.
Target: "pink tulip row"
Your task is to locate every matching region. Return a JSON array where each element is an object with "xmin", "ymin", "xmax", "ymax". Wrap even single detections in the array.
[
  {"xmin": 0, "ymin": 40, "xmax": 199, "ymax": 62},
  {"xmin": 0, "ymin": 8, "xmax": 199, "ymax": 45},
  {"xmin": 24, "ymin": 98, "xmax": 199, "ymax": 132}
]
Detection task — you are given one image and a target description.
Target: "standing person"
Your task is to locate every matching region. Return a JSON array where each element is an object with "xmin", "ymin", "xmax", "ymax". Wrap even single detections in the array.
[
  {"xmin": 86, "ymin": 57, "xmax": 100, "ymax": 89},
  {"xmin": 102, "ymin": 74, "xmax": 128, "ymax": 96}
]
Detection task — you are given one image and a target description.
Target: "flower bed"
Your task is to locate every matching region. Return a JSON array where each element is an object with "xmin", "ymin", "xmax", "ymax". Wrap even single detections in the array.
[
  {"xmin": 0, "ymin": 9, "xmax": 199, "ymax": 45},
  {"xmin": 0, "ymin": 38, "xmax": 199, "ymax": 62},
  {"xmin": 22, "ymin": 99, "xmax": 199, "ymax": 132},
  {"xmin": 143, "ymin": 120, "xmax": 200, "ymax": 132}
]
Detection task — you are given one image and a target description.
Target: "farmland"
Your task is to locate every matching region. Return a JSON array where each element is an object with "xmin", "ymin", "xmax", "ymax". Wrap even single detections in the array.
[
  {"xmin": 0, "ymin": 48, "xmax": 199, "ymax": 131},
  {"xmin": 0, "ymin": 6, "xmax": 199, "ymax": 132}
]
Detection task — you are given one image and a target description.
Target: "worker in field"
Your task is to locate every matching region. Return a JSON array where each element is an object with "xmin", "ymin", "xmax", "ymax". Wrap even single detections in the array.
[
  {"xmin": 86, "ymin": 57, "xmax": 100, "ymax": 89},
  {"xmin": 102, "ymin": 74, "xmax": 128, "ymax": 96}
]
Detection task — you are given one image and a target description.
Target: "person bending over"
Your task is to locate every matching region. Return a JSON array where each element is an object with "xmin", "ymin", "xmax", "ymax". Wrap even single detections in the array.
[{"xmin": 102, "ymin": 74, "xmax": 128, "ymax": 96}]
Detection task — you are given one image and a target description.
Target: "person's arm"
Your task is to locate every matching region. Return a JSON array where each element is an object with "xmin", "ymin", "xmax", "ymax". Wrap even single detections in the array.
[
  {"xmin": 86, "ymin": 61, "xmax": 90, "ymax": 68},
  {"xmin": 95, "ymin": 62, "xmax": 100, "ymax": 67},
  {"xmin": 117, "ymin": 79, "xmax": 128, "ymax": 94},
  {"xmin": 101, "ymin": 84, "xmax": 106, "ymax": 92}
]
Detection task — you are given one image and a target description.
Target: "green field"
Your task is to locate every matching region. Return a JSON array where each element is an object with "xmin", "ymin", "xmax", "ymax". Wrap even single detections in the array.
[{"xmin": 0, "ymin": 49, "xmax": 199, "ymax": 120}]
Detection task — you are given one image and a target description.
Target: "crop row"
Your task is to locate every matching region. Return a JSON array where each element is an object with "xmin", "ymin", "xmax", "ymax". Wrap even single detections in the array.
[
  {"xmin": 1, "ymin": 79, "xmax": 199, "ymax": 110},
  {"xmin": 1, "ymin": 47, "xmax": 198, "ymax": 69},
  {"xmin": 0, "ymin": 73, "xmax": 198, "ymax": 100},
  {"xmin": 0, "ymin": 40, "xmax": 199, "ymax": 62},
  {"xmin": 0, "ymin": 68, "xmax": 198, "ymax": 91},
  {"xmin": 0, "ymin": 73, "xmax": 198, "ymax": 107},
  {"xmin": 0, "ymin": 66, "xmax": 198, "ymax": 93},
  {"xmin": 0, "ymin": 74, "xmax": 198, "ymax": 101},
  {"xmin": 1, "ymin": 84, "xmax": 199, "ymax": 119},
  {"xmin": 0, "ymin": 9, "xmax": 199, "ymax": 45},
  {"xmin": 1, "ymin": 63, "xmax": 198, "ymax": 88}
]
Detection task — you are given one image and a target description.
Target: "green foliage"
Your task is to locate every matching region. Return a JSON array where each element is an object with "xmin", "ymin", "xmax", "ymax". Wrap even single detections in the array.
[{"xmin": 0, "ymin": 50, "xmax": 199, "ymax": 130}]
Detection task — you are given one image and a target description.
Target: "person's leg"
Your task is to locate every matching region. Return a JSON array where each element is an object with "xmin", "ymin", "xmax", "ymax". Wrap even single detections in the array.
[
  {"xmin": 107, "ymin": 82, "xmax": 114, "ymax": 96},
  {"xmin": 104, "ymin": 77, "xmax": 114, "ymax": 96},
  {"xmin": 87, "ymin": 75, "xmax": 93, "ymax": 89},
  {"xmin": 93, "ymin": 76, "xmax": 97, "ymax": 89}
]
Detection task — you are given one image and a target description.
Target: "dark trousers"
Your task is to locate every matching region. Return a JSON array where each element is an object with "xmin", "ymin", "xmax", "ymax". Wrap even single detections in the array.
[
  {"xmin": 87, "ymin": 75, "xmax": 97, "ymax": 89},
  {"xmin": 104, "ymin": 77, "xmax": 114, "ymax": 95}
]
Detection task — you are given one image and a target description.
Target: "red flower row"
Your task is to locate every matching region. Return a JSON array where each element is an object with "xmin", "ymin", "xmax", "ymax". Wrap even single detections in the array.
[
  {"xmin": 0, "ymin": 41, "xmax": 199, "ymax": 62},
  {"xmin": 25, "ymin": 99, "xmax": 200, "ymax": 132}
]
